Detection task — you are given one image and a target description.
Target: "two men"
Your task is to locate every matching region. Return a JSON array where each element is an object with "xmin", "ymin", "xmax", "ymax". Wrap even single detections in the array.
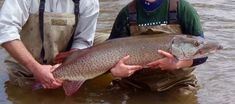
[{"xmin": 0, "ymin": 0, "xmax": 206, "ymax": 95}]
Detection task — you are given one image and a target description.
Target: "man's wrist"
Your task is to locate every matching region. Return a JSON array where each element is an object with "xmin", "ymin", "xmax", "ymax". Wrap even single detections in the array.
[
  {"xmin": 25, "ymin": 60, "xmax": 41, "ymax": 73},
  {"xmin": 110, "ymin": 68, "xmax": 122, "ymax": 80},
  {"xmin": 176, "ymin": 60, "xmax": 193, "ymax": 69}
]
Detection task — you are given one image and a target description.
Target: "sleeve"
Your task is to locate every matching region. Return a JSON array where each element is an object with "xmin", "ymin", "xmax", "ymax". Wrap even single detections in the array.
[
  {"xmin": 192, "ymin": 57, "xmax": 208, "ymax": 67},
  {"xmin": 108, "ymin": 7, "xmax": 130, "ymax": 40},
  {"xmin": 0, "ymin": 0, "xmax": 31, "ymax": 45},
  {"xmin": 178, "ymin": 0, "xmax": 208, "ymax": 66},
  {"xmin": 178, "ymin": 0, "xmax": 204, "ymax": 37},
  {"xmin": 71, "ymin": 0, "xmax": 99, "ymax": 49}
]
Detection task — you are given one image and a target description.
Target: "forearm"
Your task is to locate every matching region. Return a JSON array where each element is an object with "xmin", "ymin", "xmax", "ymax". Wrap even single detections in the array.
[
  {"xmin": 2, "ymin": 40, "xmax": 41, "ymax": 72},
  {"xmin": 177, "ymin": 57, "xmax": 208, "ymax": 69},
  {"xmin": 176, "ymin": 60, "xmax": 193, "ymax": 69},
  {"xmin": 109, "ymin": 8, "xmax": 130, "ymax": 40}
]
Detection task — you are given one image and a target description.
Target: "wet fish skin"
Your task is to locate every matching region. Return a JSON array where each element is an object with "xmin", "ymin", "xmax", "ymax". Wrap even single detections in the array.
[{"xmin": 52, "ymin": 34, "xmax": 222, "ymax": 96}]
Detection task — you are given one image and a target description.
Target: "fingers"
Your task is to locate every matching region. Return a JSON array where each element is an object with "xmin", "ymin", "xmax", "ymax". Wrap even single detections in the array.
[
  {"xmin": 119, "ymin": 55, "xmax": 130, "ymax": 64},
  {"xmin": 50, "ymin": 64, "xmax": 61, "ymax": 72},
  {"xmin": 147, "ymin": 60, "xmax": 160, "ymax": 67},
  {"xmin": 43, "ymin": 67, "xmax": 62, "ymax": 89},
  {"xmin": 42, "ymin": 79, "xmax": 62, "ymax": 89},
  {"xmin": 111, "ymin": 55, "xmax": 143, "ymax": 78},
  {"xmin": 127, "ymin": 70, "xmax": 135, "ymax": 77},
  {"xmin": 41, "ymin": 79, "xmax": 54, "ymax": 89},
  {"xmin": 128, "ymin": 65, "xmax": 143, "ymax": 71},
  {"xmin": 158, "ymin": 50, "xmax": 174, "ymax": 59}
]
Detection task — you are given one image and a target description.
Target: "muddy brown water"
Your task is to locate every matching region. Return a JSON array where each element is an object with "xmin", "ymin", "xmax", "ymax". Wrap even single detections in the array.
[{"xmin": 0, "ymin": 0, "xmax": 234, "ymax": 104}]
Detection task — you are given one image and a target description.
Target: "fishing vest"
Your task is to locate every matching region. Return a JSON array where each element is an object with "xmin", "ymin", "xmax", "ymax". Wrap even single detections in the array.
[
  {"xmin": 128, "ymin": 0, "xmax": 182, "ymax": 35},
  {"xmin": 126, "ymin": 0, "xmax": 195, "ymax": 91},
  {"xmin": 20, "ymin": 0, "xmax": 80, "ymax": 64}
]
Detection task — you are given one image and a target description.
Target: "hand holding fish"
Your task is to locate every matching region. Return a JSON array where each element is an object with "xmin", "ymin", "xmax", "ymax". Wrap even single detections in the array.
[
  {"xmin": 32, "ymin": 64, "xmax": 62, "ymax": 89},
  {"xmin": 50, "ymin": 35, "xmax": 222, "ymax": 96},
  {"xmin": 147, "ymin": 50, "xmax": 193, "ymax": 70},
  {"xmin": 110, "ymin": 55, "xmax": 143, "ymax": 78}
]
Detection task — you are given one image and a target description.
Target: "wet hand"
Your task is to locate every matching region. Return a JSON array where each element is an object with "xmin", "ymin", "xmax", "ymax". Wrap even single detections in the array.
[
  {"xmin": 147, "ymin": 50, "xmax": 179, "ymax": 70},
  {"xmin": 32, "ymin": 64, "xmax": 62, "ymax": 89},
  {"xmin": 110, "ymin": 55, "xmax": 143, "ymax": 78}
]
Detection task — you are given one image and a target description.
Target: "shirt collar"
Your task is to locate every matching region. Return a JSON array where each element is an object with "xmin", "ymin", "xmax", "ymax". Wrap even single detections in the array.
[{"xmin": 140, "ymin": 0, "xmax": 163, "ymax": 12}]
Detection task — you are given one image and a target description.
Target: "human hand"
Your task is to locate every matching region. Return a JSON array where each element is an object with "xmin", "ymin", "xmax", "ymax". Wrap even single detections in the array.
[
  {"xmin": 32, "ymin": 64, "xmax": 62, "ymax": 89},
  {"xmin": 54, "ymin": 49, "xmax": 78, "ymax": 64},
  {"xmin": 110, "ymin": 55, "xmax": 143, "ymax": 78},
  {"xmin": 147, "ymin": 50, "xmax": 193, "ymax": 70},
  {"xmin": 147, "ymin": 50, "xmax": 179, "ymax": 70}
]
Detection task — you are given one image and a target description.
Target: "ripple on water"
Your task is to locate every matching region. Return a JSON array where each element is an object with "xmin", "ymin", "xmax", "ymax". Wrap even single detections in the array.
[{"xmin": 0, "ymin": 0, "xmax": 235, "ymax": 104}]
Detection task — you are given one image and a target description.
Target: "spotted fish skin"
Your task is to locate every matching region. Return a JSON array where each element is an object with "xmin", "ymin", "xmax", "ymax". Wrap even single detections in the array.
[{"xmin": 52, "ymin": 34, "xmax": 222, "ymax": 96}]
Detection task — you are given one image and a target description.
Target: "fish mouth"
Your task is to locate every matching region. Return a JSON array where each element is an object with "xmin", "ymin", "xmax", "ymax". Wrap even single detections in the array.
[{"xmin": 194, "ymin": 42, "xmax": 223, "ymax": 57}]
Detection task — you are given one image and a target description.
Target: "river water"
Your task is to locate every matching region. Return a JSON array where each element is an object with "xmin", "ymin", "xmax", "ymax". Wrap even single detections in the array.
[{"xmin": 0, "ymin": 0, "xmax": 234, "ymax": 104}]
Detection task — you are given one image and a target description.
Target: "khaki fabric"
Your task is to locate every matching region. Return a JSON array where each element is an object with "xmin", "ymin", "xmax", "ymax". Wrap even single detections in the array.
[
  {"xmin": 20, "ymin": 12, "xmax": 76, "ymax": 64},
  {"xmin": 6, "ymin": 12, "xmax": 77, "ymax": 87}
]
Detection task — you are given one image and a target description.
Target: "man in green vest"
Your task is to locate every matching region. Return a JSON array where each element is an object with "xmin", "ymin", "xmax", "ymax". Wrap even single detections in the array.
[{"xmin": 109, "ymin": 0, "xmax": 208, "ymax": 95}]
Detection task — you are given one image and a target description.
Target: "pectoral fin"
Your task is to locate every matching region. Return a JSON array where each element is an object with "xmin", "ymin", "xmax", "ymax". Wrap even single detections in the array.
[{"xmin": 63, "ymin": 80, "xmax": 85, "ymax": 96}]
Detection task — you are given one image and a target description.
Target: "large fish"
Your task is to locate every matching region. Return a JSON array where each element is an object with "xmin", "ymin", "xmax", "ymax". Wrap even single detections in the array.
[{"xmin": 52, "ymin": 34, "xmax": 223, "ymax": 96}]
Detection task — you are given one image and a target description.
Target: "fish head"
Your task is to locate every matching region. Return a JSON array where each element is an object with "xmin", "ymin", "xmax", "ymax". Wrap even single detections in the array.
[{"xmin": 170, "ymin": 35, "xmax": 223, "ymax": 60}]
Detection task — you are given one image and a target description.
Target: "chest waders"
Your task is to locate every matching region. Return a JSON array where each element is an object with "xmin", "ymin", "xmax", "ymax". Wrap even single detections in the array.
[
  {"xmin": 5, "ymin": 0, "xmax": 80, "ymax": 87},
  {"xmin": 114, "ymin": 0, "xmax": 198, "ymax": 92}
]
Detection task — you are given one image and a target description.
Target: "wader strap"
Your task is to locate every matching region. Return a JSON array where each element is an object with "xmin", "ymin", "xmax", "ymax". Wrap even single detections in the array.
[
  {"xmin": 66, "ymin": 0, "xmax": 80, "ymax": 50},
  {"xmin": 128, "ymin": 0, "xmax": 137, "ymax": 26},
  {"xmin": 128, "ymin": 0, "xmax": 179, "ymax": 26},
  {"xmin": 168, "ymin": 0, "xmax": 179, "ymax": 24},
  {"xmin": 39, "ymin": 0, "xmax": 46, "ymax": 63}
]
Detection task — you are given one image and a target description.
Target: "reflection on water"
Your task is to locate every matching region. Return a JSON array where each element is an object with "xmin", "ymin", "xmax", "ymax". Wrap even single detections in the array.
[
  {"xmin": 5, "ymin": 81, "xmax": 198, "ymax": 104},
  {"xmin": 0, "ymin": 0, "xmax": 235, "ymax": 104}
]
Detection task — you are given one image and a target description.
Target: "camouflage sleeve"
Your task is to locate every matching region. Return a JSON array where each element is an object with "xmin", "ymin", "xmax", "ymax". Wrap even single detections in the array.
[{"xmin": 109, "ymin": 7, "xmax": 131, "ymax": 40}]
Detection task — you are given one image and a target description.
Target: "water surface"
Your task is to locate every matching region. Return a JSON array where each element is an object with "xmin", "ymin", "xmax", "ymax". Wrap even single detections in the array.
[{"xmin": 0, "ymin": 0, "xmax": 234, "ymax": 104}]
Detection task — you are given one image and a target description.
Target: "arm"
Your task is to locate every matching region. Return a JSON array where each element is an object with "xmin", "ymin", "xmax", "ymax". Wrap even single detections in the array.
[
  {"xmin": 71, "ymin": 0, "xmax": 99, "ymax": 49},
  {"xmin": 147, "ymin": 1, "xmax": 208, "ymax": 70},
  {"xmin": 109, "ymin": 7, "xmax": 130, "ymax": 39},
  {"xmin": 2, "ymin": 40, "xmax": 61, "ymax": 88},
  {"xmin": 110, "ymin": 55, "xmax": 142, "ymax": 78},
  {"xmin": 179, "ymin": 0, "xmax": 208, "ymax": 66},
  {"xmin": 147, "ymin": 50, "xmax": 193, "ymax": 70},
  {"xmin": 0, "ymin": 0, "xmax": 61, "ymax": 89}
]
